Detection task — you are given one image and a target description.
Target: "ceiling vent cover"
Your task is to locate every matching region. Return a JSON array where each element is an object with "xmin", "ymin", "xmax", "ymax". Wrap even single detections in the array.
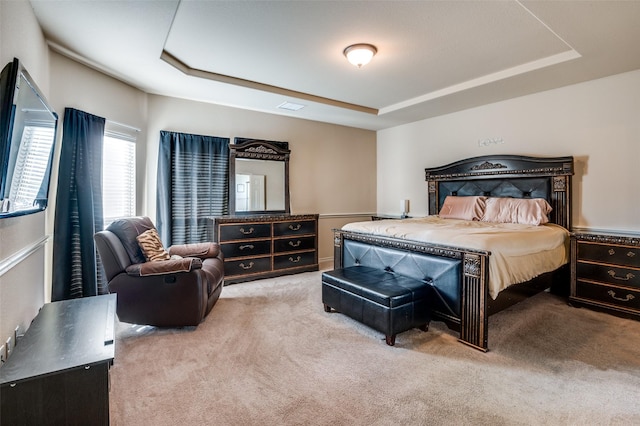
[{"xmin": 277, "ymin": 101, "xmax": 305, "ymax": 111}]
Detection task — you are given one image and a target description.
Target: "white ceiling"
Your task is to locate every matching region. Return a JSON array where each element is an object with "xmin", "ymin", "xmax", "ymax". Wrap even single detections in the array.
[{"xmin": 30, "ymin": 0, "xmax": 640, "ymax": 131}]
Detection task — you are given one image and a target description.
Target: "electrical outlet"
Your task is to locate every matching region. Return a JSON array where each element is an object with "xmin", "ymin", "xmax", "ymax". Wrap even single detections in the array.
[
  {"xmin": 5, "ymin": 336, "xmax": 12, "ymax": 359},
  {"xmin": 0, "ymin": 344, "xmax": 5, "ymax": 364},
  {"xmin": 14, "ymin": 325, "xmax": 22, "ymax": 344}
]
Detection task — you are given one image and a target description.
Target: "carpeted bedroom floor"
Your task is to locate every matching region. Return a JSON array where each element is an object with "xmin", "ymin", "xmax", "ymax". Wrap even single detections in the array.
[{"xmin": 109, "ymin": 271, "xmax": 640, "ymax": 425}]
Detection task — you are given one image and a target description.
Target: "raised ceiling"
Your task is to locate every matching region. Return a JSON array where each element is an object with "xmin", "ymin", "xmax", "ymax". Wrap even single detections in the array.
[{"xmin": 30, "ymin": 0, "xmax": 640, "ymax": 131}]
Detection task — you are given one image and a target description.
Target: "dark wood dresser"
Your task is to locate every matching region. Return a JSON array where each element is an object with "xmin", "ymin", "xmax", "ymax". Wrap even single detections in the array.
[
  {"xmin": 570, "ymin": 231, "xmax": 640, "ymax": 320},
  {"xmin": 211, "ymin": 214, "xmax": 319, "ymax": 284},
  {"xmin": 0, "ymin": 294, "xmax": 116, "ymax": 425}
]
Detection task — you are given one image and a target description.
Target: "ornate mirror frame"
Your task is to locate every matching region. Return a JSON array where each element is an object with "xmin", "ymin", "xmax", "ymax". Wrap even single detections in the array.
[{"xmin": 229, "ymin": 138, "xmax": 290, "ymax": 215}]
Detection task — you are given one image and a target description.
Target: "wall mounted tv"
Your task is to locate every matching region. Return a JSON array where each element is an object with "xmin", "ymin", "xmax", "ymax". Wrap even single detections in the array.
[{"xmin": 0, "ymin": 58, "xmax": 58, "ymax": 218}]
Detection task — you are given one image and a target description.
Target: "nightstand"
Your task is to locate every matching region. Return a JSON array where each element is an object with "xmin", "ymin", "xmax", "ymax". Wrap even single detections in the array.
[{"xmin": 570, "ymin": 231, "xmax": 640, "ymax": 321}]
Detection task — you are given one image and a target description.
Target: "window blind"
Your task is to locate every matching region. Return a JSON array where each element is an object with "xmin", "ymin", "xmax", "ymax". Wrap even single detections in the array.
[
  {"xmin": 102, "ymin": 122, "xmax": 137, "ymax": 228},
  {"xmin": 8, "ymin": 122, "xmax": 55, "ymax": 209}
]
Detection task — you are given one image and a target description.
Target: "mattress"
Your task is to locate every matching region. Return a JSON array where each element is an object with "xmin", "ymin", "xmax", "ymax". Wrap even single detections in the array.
[{"xmin": 341, "ymin": 216, "xmax": 570, "ymax": 299}]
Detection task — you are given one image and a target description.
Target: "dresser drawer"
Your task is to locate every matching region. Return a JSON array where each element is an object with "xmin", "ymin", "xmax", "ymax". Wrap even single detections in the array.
[
  {"xmin": 578, "ymin": 242, "xmax": 639, "ymax": 268},
  {"xmin": 218, "ymin": 223, "xmax": 271, "ymax": 241},
  {"xmin": 224, "ymin": 257, "xmax": 271, "ymax": 277},
  {"xmin": 273, "ymin": 236, "xmax": 316, "ymax": 254},
  {"xmin": 273, "ymin": 251, "xmax": 316, "ymax": 270},
  {"xmin": 576, "ymin": 261, "xmax": 640, "ymax": 288},
  {"xmin": 221, "ymin": 240, "xmax": 271, "ymax": 259},
  {"xmin": 575, "ymin": 280, "xmax": 640, "ymax": 311},
  {"xmin": 211, "ymin": 214, "xmax": 319, "ymax": 284},
  {"xmin": 273, "ymin": 220, "xmax": 316, "ymax": 237}
]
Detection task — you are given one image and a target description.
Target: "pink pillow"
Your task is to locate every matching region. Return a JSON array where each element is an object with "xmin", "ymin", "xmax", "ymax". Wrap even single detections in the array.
[
  {"xmin": 481, "ymin": 197, "xmax": 552, "ymax": 225},
  {"xmin": 439, "ymin": 196, "xmax": 486, "ymax": 221}
]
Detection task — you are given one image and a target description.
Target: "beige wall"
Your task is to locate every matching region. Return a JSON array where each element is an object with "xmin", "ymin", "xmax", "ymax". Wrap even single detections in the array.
[
  {"xmin": 48, "ymin": 52, "xmax": 149, "ymax": 217},
  {"xmin": 47, "ymin": 57, "xmax": 377, "ymax": 272},
  {"xmin": 378, "ymin": 69, "xmax": 640, "ymax": 234},
  {"xmin": 0, "ymin": 0, "xmax": 50, "ymax": 356},
  {"xmin": 145, "ymin": 95, "xmax": 377, "ymax": 266}
]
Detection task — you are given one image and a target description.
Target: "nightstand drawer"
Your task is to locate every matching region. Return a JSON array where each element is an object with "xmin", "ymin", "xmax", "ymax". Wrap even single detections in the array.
[
  {"xmin": 224, "ymin": 257, "xmax": 271, "ymax": 276},
  {"xmin": 576, "ymin": 262, "xmax": 640, "ymax": 288},
  {"xmin": 219, "ymin": 223, "xmax": 271, "ymax": 241},
  {"xmin": 575, "ymin": 280, "xmax": 640, "ymax": 311},
  {"xmin": 578, "ymin": 242, "xmax": 639, "ymax": 268},
  {"xmin": 221, "ymin": 240, "xmax": 271, "ymax": 258},
  {"xmin": 273, "ymin": 251, "xmax": 316, "ymax": 270},
  {"xmin": 273, "ymin": 220, "xmax": 316, "ymax": 236},
  {"xmin": 273, "ymin": 236, "xmax": 316, "ymax": 254}
]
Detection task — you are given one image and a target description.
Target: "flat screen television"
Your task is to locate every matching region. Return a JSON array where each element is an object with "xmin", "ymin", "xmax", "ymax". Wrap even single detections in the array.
[{"xmin": 0, "ymin": 58, "xmax": 58, "ymax": 218}]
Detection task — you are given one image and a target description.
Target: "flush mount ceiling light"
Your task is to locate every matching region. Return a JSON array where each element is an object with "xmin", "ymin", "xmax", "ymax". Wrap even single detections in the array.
[{"xmin": 343, "ymin": 43, "xmax": 377, "ymax": 68}]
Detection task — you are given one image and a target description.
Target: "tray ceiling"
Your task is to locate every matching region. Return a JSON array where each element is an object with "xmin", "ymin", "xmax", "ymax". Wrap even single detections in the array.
[{"xmin": 31, "ymin": 0, "xmax": 640, "ymax": 130}]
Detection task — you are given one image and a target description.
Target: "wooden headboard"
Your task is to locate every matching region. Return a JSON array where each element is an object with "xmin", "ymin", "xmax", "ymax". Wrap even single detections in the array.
[{"xmin": 425, "ymin": 155, "xmax": 574, "ymax": 229}]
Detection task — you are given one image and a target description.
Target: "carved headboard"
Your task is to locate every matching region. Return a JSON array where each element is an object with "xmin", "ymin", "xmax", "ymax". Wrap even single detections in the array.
[{"xmin": 425, "ymin": 155, "xmax": 574, "ymax": 229}]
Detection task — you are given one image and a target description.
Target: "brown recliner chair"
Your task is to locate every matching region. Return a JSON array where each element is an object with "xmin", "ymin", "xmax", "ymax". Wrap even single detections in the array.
[{"xmin": 94, "ymin": 216, "xmax": 224, "ymax": 327}]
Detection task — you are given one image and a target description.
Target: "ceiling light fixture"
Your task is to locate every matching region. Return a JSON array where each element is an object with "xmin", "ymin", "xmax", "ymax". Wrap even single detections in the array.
[{"xmin": 343, "ymin": 43, "xmax": 377, "ymax": 68}]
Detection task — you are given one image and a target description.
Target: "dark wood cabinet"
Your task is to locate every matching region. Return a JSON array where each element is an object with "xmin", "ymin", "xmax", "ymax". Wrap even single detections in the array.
[
  {"xmin": 0, "ymin": 294, "xmax": 116, "ymax": 425},
  {"xmin": 570, "ymin": 232, "xmax": 640, "ymax": 320},
  {"xmin": 211, "ymin": 214, "xmax": 319, "ymax": 284}
]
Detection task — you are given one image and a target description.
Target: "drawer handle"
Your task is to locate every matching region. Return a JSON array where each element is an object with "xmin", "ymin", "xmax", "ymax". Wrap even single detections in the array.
[
  {"xmin": 239, "ymin": 227, "xmax": 254, "ymax": 235},
  {"xmin": 239, "ymin": 244, "xmax": 255, "ymax": 250},
  {"xmin": 289, "ymin": 256, "xmax": 301, "ymax": 263},
  {"xmin": 607, "ymin": 290, "xmax": 635, "ymax": 302},
  {"xmin": 288, "ymin": 240, "xmax": 301, "ymax": 248},
  {"xmin": 288, "ymin": 224, "xmax": 301, "ymax": 231},
  {"xmin": 239, "ymin": 262, "xmax": 254, "ymax": 270},
  {"xmin": 607, "ymin": 270, "xmax": 635, "ymax": 281},
  {"xmin": 608, "ymin": 249, "xmax": 636, "ymax": 258}
]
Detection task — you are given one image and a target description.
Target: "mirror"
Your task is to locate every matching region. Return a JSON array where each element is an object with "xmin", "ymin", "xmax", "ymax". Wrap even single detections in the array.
[
  {"xmin": 229, "ymin": 138, "xmax": 290, "ymax": 215},
  {"xmin": 0, "ymin": 58, "xmax": 58, "ymax": 218}
]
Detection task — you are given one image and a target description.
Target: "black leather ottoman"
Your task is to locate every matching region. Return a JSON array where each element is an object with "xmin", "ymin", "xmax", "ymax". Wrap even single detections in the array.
[{"xmin": 322, "ymin": 266, "xmax": 432, "ymax": 346}]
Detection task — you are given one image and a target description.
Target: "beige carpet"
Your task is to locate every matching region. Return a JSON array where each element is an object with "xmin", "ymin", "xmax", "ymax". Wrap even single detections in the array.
[{"xmin": 109, "ymin": 271, "xmax": 640, "ymax": 425}]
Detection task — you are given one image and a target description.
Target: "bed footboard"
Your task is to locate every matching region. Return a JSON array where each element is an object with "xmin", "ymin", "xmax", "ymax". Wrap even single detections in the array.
[
  {"xmin": 334, "ymin": 230, "xmax": 491, "ymax": 351},
  {"xmin": 459, "ymin": 253, "xmax": 489, "ymax": 351}
]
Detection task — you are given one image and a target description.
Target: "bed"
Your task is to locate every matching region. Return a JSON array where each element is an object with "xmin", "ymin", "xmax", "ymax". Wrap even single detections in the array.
[{"xmin": 332, "ymin": 154, "xmax": 574, "ymax": 351}]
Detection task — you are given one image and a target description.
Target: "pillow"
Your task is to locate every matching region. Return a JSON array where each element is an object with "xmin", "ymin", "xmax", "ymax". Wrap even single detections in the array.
[
  {"xmin": 136, "ymin": 228, "xmax": 171, "ymax": 262},
  {"xmin": 439, "ymin": 196, "xmax": 487, "ymax": 221},
  {"xmin": 481, "ymin": 197, "xmax": 552, "ymax": 226}
]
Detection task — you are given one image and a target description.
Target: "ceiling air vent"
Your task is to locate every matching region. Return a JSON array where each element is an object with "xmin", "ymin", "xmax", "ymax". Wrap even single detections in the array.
[{"xmin": 277, "ymin": 101, "xmax": 305, "ymax": 111}]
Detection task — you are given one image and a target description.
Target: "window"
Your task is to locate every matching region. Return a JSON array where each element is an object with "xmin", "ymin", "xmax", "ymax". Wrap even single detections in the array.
[{"xmin": 102, "ymin": 123, "xmax": 136, "ymax": 228}]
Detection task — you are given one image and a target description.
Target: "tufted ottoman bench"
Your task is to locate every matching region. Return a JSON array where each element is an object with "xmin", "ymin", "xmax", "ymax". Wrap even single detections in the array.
[{"xmin": 322, "ymin": 266, "xmax": 432, "ymax": 346}]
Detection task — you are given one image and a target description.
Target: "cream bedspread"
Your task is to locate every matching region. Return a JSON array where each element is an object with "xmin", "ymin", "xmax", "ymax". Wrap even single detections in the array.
[{"xmin": 341, "ymin": 216, "xmax": 569, "ymax": 299}]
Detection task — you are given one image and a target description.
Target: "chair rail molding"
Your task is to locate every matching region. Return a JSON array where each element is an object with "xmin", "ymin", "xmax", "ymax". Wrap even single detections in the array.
[{"xmin": 0, "ymin": 235, "xmax": 49, "ymax": 277}]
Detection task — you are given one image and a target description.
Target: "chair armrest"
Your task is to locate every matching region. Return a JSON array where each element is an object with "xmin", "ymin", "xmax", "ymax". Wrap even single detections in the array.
[
  {"xmin": 126, "ymin": 258, "xmax": 203, "ymax": 276},
  {"xmin": 168, "ymin": 242, "xmax": 220, "ymax": 259}
]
